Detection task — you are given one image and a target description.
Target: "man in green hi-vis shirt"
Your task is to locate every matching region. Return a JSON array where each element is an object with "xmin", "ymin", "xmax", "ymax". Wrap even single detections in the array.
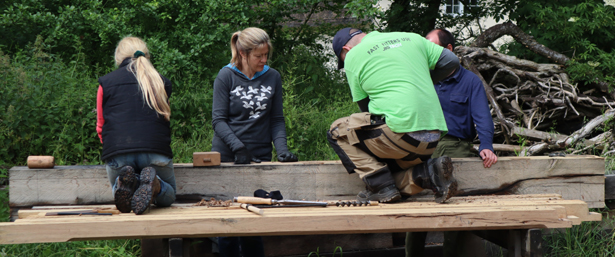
[{"xmin": 326, "ymin": 28, "xmax": 460, "ymax": 204}]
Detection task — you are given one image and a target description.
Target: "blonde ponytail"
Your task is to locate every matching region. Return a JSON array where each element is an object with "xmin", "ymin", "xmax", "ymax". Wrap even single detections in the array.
[
  {"xmin": 229, "ymin": 27, "xmax": 272, "ymax": 71},
  {"xmin": 114, "ymin": 37, "xmax": 171, "ymax": 121},
  {"xmin": 230, "ymin": 31, "xmax": 242, "ymax": 69}
]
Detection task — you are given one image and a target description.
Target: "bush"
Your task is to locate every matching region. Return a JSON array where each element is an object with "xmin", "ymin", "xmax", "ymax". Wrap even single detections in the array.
[{"xmin": 0, "ymin": 37, "xmax": 100, "ymax": 165}]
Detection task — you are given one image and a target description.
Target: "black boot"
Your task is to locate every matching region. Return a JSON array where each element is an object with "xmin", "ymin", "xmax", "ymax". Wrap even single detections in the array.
[
  {"xmin": 412, "ymin": 156, "xmax": 457, "ymax": 203},
  {"xmin": 114, "ymin": 166, "xmax": 139, "ymax": 213},
  {"xmin": 357, "ymin": 167, "xmax": 401, "ymax": 203},
  {"xmin": 131, "ymin": 167, "xmax": 161, "ymax": 215}
]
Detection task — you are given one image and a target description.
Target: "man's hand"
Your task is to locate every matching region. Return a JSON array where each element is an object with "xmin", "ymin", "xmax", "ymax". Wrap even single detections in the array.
[
  {"xmin": 277, "ymin": 152, "xmax": 298, "ymax": 162},
  {"xmin": 480, "ymin": 149, "xmax": 497, "ymax": 168}
]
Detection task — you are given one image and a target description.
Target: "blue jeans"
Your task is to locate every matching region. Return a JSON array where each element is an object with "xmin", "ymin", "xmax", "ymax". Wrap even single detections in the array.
[{"xmin": 106, "ymin": 152, "xmax": 176, "ymax": 207}]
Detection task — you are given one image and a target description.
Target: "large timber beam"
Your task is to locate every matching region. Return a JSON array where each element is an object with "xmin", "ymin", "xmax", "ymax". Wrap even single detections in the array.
[
  {"xmin": 9, "ymin": 156, "xmax": 605, "ymax": 208},
  {"xmin": 1, "ymin": 195, "xmax": 602, "ymax": 245}
]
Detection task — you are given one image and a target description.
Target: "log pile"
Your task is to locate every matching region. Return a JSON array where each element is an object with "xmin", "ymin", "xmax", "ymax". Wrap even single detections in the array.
[{"xmin": 458, "ymin": 21, "xmax": 615, "ymax": 156}]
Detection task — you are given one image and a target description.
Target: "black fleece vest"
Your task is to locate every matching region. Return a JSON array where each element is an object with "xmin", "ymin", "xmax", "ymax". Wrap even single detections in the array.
[{"xmin": 98, "ymin": 59, "xmax": 173, "ymax": 161}]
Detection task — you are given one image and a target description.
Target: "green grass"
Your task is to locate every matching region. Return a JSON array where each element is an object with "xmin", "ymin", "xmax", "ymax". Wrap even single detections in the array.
[
  {"xmin": 0, "ymin": 240, "xmax": 141, "ymax": 257},
  {"xmin": 544, "ymin": 212, "xmax": 615, "ymax": 256}
]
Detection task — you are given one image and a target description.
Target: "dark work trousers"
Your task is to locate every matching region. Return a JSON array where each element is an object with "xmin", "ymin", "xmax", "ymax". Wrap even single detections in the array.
[
  {"xmin": 327, "ymin": 113, "xmax": 440, "ymax": 195},
  {"xmin": 218, "ymin": 236, "xmax": 265, "ymax": 257},
  {"xmin": 406, "ymin": 135, "xmax": 476, "ymax": 257}
]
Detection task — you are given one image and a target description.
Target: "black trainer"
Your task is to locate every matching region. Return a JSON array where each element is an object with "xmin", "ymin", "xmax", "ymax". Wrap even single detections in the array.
[
  {"xmin": 114, "ymin": 166, "xmax": 139, "ymax": 213},
  {"xmin": 357, "ymin": 184, "xmax": 402, "ymax": 203}
]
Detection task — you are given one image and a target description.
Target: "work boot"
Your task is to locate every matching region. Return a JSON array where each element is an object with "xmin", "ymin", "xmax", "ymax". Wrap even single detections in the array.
[
  {"xmin": 358, "ymin": 166, "xmax": 401, "ymax": 203},
  {"xmin": 412, "ymin": 156, "xmax": 457, "ymax": 203},
  {"xmin": 131, "ymin": 167, "xmax": 161, "ymax": 215},
  {"xmin": 357, "ymin": 184, "xmax": 401, "ymax": 203},
  {"xmin": 114, "ymin": 166, "xmax": 139, "ymax": 213}
]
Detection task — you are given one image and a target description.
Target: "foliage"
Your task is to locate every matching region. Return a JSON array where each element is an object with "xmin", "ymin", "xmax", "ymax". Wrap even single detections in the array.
[
  {"xmin": 279, "ymin": 46, "xmax": 356, "ymax": 161},
  {"xmin": 0, "ymin": 240, "xmax": 141, "ymax": 257},
  {"xmin": 0, "ymin": 0, "xmax": 379, "ymax": 165},
  {"xmin": 383, "ymin": 0, "xmax": 492, "ymax": 44},
  {"xmin": 0, "ymin": 38, "xmax": 100, "ymax": 165},
  {"xmin": 381, "ymin": 0, "xmax": 615, "ymax": 91},
  {"xmin": 308, "ymin": 246, "xmax": 344, "ymax": 257},
  {"xmin": 504, "ymin": 0, "xmax": 615, "ymax": 87},
  {"xmin": 0, "ymin": 189, "xmax": 8, "ymax": 223},
  {"xmin": 544, "ymin": 215, "xmax": 615, "ymax": 256}
]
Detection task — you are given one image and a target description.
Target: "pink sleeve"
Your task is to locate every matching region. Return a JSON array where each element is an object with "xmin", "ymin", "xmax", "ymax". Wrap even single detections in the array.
[{"xmin": 96, "ymin": 85, "xmax": 104, "ymax": 144}]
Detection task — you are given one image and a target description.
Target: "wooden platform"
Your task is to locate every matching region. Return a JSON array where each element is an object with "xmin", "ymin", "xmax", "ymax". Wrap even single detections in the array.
[
  {"xmin": 0, "ymin": 194, "xmax": 601, "ymax": 245},
  {"xmin": 9, "ymin": 156, "xmax": 606, "ymax": 208}
]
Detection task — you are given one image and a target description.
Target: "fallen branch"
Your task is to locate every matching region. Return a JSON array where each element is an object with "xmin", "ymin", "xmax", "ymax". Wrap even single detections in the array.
[
  {"xmin": 557, "ymin": 109, "xmax": 615, "ymax": 147},
  {"xmin": 470, "ymin": 21, "xmax": 570, "ymax": 65}
]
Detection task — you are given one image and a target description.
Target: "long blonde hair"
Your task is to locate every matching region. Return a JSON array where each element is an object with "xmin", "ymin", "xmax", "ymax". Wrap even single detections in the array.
[
  {"xmin": 230, "ymin": 27, "xmax": 272, "ymax": 70},
  {"xmin": 114, "ymin": 37, "xmax": 170, "ymax": 121}
]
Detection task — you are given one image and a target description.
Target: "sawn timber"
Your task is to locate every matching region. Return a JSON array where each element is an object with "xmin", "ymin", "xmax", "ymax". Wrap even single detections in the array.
[{"xmin": 9, "ymin": 156, "xmax": 605, "ymax": 208}]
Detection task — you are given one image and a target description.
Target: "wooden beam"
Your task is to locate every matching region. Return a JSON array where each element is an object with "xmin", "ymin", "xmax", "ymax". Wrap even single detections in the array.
[
  {"xmin": 9, "ymin": 156, "xmax": 605, "ymax": 208},
  {"xmin": 1, "ymin": 202, "xmax": 578, "ymax": 245},
  {"xmin": 452, "ymin": 156, "xmax": 604, "ymax": 208}
]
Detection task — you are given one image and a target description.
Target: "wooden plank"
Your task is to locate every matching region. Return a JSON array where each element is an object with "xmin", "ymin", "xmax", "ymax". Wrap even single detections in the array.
[
  {"xmin": 18, "ymin": 195, "xmax": 597, "ymax": 223},
  {"xmin": 0, "ymin": 205, "xmax": 572, "ymax": 244},
  {"xmin": 511, "ymin": 176, "xmax": 604, "ymax": 208},
  {"xmin": 453, "ymin": 156, "xmax": 605, "ymax": 208},
  {"xmin": 9, "ymin": 156, "xmax": 605, "ymax": 208}
]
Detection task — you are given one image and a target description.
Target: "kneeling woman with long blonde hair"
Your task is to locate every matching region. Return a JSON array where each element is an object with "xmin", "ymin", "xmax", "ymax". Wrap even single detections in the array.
[{"xmin": 96, "ymin": 36, "xmax": 176, "ymax": 215}]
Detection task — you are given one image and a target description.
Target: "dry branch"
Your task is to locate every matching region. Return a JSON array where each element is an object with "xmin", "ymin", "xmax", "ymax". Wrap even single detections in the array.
[
  {"xmin": 471, "ymin": 21, "xmax": 570, "ymax": 65},
  {"xmin": 556, "ymin": 109, "xmax": 615, "ymax": 147},
  {"xmin": 458, "ymin": 22, "xmax": 615, "ymax": 156}
]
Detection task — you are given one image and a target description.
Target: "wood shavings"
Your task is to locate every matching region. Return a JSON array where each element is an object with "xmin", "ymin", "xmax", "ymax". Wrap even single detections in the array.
[{"xmin": 193, "ymin": 198, "xmax": 232, "ymax": 207}]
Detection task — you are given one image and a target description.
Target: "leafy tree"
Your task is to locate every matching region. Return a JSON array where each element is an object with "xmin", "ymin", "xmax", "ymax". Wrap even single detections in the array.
[
  {"xmin": 383, "ymin": 0, "xmax": 491, "ymax": 43},
  {"xmin": 504, "ymin": 0, "xmax": 615, "ymax": 87},
  {"xmin": 0, "ymin": 0, "xmax": 379, "ymax": 164},
  {"xmin": 382, "ymin": 0, "xmax": 615, "ymax": 90}
]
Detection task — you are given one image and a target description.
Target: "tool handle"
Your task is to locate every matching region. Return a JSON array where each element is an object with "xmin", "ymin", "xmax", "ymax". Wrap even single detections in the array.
[
  {"xmin": 234, "ymin": 196, "xmax": 274, "ymax": 205},
  {"xmin": 240, "ymin": 204, "xmax": 264, "ymax": 215}
]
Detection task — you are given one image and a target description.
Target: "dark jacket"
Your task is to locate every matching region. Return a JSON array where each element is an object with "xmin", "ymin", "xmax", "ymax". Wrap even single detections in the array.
[{"xmin": 98, "ymin": 58, "xmax": 173, "ymax": 161}]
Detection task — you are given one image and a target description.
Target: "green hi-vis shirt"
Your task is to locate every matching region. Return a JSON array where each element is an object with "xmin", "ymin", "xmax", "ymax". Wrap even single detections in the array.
[{"xmin": 344, "ymin": 31, "xmax": 448, "ymax": 134}]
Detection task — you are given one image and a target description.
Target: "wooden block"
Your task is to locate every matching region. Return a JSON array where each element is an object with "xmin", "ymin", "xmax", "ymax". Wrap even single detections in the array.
[
  {"xmin": 193, "ymin": 152, "xmax": 221, "ymax": 167},
  {"xmin": 27, "ymin": 156, "xmax": 54, "ymax": 169}
]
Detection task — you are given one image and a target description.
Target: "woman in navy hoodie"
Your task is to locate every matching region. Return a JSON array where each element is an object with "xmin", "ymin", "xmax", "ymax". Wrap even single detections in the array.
[
  {"xmin": 97, "ymin": 37, "xmax": 176, "ymax": 215},
  {"xmin": 211, "ymin": 27, "xmax": 297, "ymax": 257}
]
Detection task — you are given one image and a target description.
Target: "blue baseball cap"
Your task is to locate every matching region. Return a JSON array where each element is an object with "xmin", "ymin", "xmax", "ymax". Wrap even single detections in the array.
[{"xmin": 333, "ymin": 28, "xmax": 363, "ymax": 69}]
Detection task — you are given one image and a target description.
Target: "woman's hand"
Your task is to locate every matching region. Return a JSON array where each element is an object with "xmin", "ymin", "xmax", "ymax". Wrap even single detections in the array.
[
  {"xmin": 234, "ymin": 148, "xmax": 261, "ymax": 164},
  {"xmin": 277, "ymin": 152, "xmax": 298, "ymax": 162}
]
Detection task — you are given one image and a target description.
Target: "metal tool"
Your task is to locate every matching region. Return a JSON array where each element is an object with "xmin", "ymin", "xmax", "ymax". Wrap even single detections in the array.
[
  {"xmin": 234, "ymin": 196, "xmax": 328, "ymax": 207},
  {"xmin": 45, "ymin": 210, "xmax": 113, "ymax": 216},
  {"xmin": 334, "ymin": 200, "xmax": 378, "ymax": 207}
]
